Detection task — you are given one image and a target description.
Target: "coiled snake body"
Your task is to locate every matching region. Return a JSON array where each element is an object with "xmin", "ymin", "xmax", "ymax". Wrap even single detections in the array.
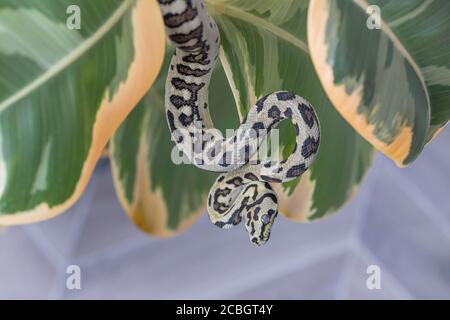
[{"xmin": 158, "ymin": 0, "xmax": 320, "ymax": 245}]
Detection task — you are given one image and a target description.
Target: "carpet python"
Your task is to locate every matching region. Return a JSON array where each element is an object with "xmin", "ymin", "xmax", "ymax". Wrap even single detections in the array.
[{"xmin": 158, "ymin": 0, "xmax": 321, "ymax": 245}]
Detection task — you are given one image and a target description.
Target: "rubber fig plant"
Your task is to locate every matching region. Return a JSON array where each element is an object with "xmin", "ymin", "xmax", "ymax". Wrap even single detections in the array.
[{"xmin": 0, "ymin": 0, "xmax": 448, "ymax": 238}]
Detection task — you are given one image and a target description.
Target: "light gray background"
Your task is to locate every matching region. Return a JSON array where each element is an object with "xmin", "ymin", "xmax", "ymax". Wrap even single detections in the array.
[{"xmin": 0, "ymin": 129, "xmax": 449, "ymax": 299}]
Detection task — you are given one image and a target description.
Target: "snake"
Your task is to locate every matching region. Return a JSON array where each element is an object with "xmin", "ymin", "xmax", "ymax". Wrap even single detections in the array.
[{"xmin": 158, "ymin": 0, "xmax": 321, "ymax": 245}]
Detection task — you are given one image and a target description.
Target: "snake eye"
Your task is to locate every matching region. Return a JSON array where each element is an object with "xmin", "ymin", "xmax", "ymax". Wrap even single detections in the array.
[
  {"xmin": 267, "ymin": 209, "xmax": 277, "ymax": 217},
  {"xmin": 261, "ymin": 214, "xmax": 270, "ymax": 224}
]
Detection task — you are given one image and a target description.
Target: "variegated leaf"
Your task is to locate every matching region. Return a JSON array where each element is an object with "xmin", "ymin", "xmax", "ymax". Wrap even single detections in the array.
[
  {"xmin": 308, "ymin": 0, "xmax": 450, "ymax": 167},
  {"xmin": 110, "ymin": 50, "xmax": 239, "ymax": 236},
  {"xmin": 0, "ymin": 0, "xmax": 165, "ymax": 225},
  {"xmin": 206, "ymin": 0, "xmax": 374, "ymax": 221}
]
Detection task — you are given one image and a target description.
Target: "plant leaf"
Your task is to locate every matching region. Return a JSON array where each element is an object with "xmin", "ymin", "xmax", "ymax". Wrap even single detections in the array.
[
  {"xmin": 308, "ymin": 0, "xmax": 450, "ymax": 167},
  {"xmin": 110, "ymin": 50, "xmax": 239, "ymax": 236},
  {"xmin": 0, "ymin": 0, "xmax": 165, "ymax": 225},
  {"xmin": 206, "ymin": 0, "xmax": 374, "ymax": 221}
]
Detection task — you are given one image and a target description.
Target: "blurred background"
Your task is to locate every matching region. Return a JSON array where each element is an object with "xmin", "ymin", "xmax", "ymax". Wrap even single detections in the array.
[{"xmin": 0, "ymin": 128, "xmax": 449, "ymax": 299}]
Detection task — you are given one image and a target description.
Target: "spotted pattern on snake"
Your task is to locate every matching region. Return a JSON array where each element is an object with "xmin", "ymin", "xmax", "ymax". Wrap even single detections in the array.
[{"xmin": 158, "ymin": 0, "xmax": 321, "ymax": 245}]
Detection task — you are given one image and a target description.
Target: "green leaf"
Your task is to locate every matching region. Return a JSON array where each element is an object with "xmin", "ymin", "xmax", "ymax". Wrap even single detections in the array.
[
  {"xmin": 0, "ymin": 0, "xmax": 165, "ymax": 225},
  {"xmin": 308, "ymin": 0, "xmax": 450, "ymax": 167},
  {"xmin": 205, "ymin": 0, "xmax": 374, "ymax": 221},
  {"xmin": 110, "ymin": 49, "xmax": 239, "ymax": 236}
]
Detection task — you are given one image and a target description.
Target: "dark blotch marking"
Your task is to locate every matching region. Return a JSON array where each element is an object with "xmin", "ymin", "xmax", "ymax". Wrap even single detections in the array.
[
  {"xmin": 294, "ymin": 123, "xmax": 300, "ymax": 136},
  {"xmin": 178, "ymin": 113, "xmax": 194, "ymax": 127},
  {"xmin": 169, "ymin": 95, "xmax": 187, "ymax": 109},
  {"xmin": 163, "ymin": 2, "xmax": 197, "ymax": 28},
  {"xmin": 261, "ymin": 175, "xmax": 282, "ymax": 183},
  {"xmin": 180, "ymin": 39, "xmax": 209, "ymax": 52},
  {"xmin": 301, "ymin": 136, "xmax": 320, "ymax": 158},
  {"xmin": 169, "ymin": 77, "xmax": 205, "ymax": 126},
  {"xmin": 169, "ymin": 24, "xmax": 202, "ymax": 45},
  {"xmin": 276, "ymin": 91, "xmax": 296, "ymax": 101},
  {"xmin": 183, "ymin": 51, "xmax": 210, "ymax": 65},
  {"xmin": 263, "ymin": 161, "xmax": 273, "ymax": 168},
  {"xmin": 252, "ymin": 122, "xmax": 265, "ymax": 131},
  {"xmin": 244, "ymin": 173, "xmax": 258, "ymax": 181},
  {"xmin": 177, "ymin": 64, "xmax": 210, "ymax": 77},
  {"xmin": 213, "ymin": 187, "xmax": 232, "ymax": 213},
  {"xmin": 171, "ymin": 77, "xmax": 205, "ymax": 93},
  {"xmin": 286, "ymin": 163, "xmax": 306, "ymax": 178},
  {"xmin": 246, "ymin": 193, "xmax": 278, "ymax": 209},
  {"xmin": 284, "ymin": 108, "xmax": 292, "ymax": 118},
  {"xmin": 226, "ymin": 176, "xmax": 243, "ymax": 187},
  {"xmin": 208, "ymin": 147, "xmax": 216, "ymax": 159},
  {"xmin": 167, "ymin": 110, "xmax": 176, "ymax": 132},
  {"xmin": 298, "ymin": 103, "xmax": 316, "ymax": 128},
  {"xmin": 267, "ymin": 105, "xmax": 281, "ymax": 120},
  {"xmin": 255, "ymin": 95, "xmax": 269, "ymax": 113}
]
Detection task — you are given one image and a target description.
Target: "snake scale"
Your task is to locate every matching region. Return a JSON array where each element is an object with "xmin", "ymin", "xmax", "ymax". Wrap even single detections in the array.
[{"xmin": 158, "ymin": 0, "xmax": 321, "ymax": 245}]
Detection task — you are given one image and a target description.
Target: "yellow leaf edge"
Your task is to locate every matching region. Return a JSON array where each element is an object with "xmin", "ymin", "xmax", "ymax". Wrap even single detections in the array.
[{"xmin": 0, "ymin": 0, "xmax": 165, "ymax": 226}]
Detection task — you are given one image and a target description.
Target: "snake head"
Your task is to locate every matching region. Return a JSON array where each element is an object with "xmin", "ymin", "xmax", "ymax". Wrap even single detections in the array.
[{"xmin": 244, "ymin": 184, "xmax": 279, "ymax": 246}]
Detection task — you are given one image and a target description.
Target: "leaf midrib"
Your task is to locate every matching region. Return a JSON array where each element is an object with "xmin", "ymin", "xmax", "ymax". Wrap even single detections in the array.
[
  {"xmin": 0, "ymin": 0, "xmax": 135, "ymax": 114},
  {"xmin": 206, "ymin": 0, "xmax": 309, "ymax": 54}
]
